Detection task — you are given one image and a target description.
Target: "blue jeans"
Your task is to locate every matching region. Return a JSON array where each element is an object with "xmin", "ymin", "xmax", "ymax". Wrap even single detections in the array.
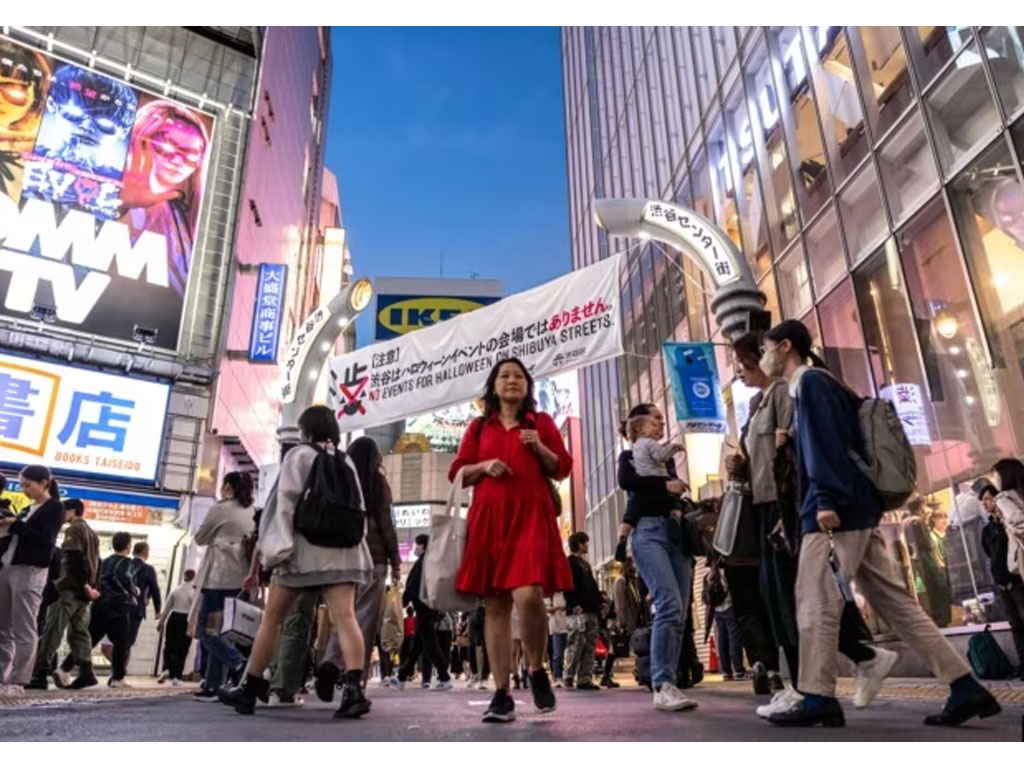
[
  {"xmin": 713, "ymin": 607, "xmax": 745, "ymax": 675},
  {"xmin": 551, "ymin": 632, "xmax": 567, "ymax": 679},
  {"xmin": 631, "ymin": 516, "xmax": 692, "ymax": 689},
  {"xmin": 198, "ymin": 589, "xmax": 246, "ymax": 692}
]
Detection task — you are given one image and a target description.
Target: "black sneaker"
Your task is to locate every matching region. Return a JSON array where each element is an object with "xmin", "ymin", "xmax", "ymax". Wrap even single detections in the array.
[
  {"xmin": 334, "ymin": 683, "xmax": 372, "ymax": 719},
  {"xmin": 193, "ymin": 688, "xmax": 219, "ymax": 703},
  {"xmin": 576, "ymin": 680, "xmax": 601, "ymax": 691},
  {"xmin": 924, "ymin": 688, "xmax": 1001, "ymax": 727},
  {"xmin": 530, "ymin": 668, "xmax": 556, "ymax": 713},
  {"xmin": 68, "ymin": 672, "xmax": 99, "ymax": 690},
  {"xmin": 316, "ymin": 661, "xmax": 341, "ymax": 703},
  {"xmin": 563, "ymin": 677, "xmax": 574, "ymax": 689},
  {"xmin": 751, "ymin": 662, "xmax": 771, "ymax": 695},
  {"xmin": 482, "ymin": 689, "xmax": 516, "ymax": 723}
]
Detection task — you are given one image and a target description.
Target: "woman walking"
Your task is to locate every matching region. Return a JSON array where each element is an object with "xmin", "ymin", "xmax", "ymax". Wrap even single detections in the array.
[
  {"xmin": 450, "ymin": 357, "xmax": 573, "ymax": 722},
  {"xmin": 0, "ymin": 466, "xmax": 65, "ymax": 697},
  {"xmin": 219, "ymin": 405, "xmax": 374, "ymax": 719},
  {"xmin": 614, "ymin": 404, "xmax": 699, "ymax": 713}
]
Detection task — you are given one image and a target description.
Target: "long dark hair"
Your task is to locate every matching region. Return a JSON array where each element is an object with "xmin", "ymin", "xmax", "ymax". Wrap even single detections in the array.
[
  {"xmin": 482, "ymin": 358, "xmax": 537, "ymax": 423},
  {"xmin": 619, "ymin": 403, "xmax": 657, "ymax": 439},
  {"xmin": 298, "ymin": 404, "xmax": 340, "ymax": 445},
  {"xmin": 764, "ymin": 319, "xmax": 828, "ymax": 369},
  {"xmin": 20, "ymin": 464, "xmax": 58, "ymax": 501},
  {"xmin": 993, "ymin": 458, "xmax": 1024, "ymax": 497},
  {"xmin": 348, "ymin": 436, "xmax": 384, "ymax": 513},
  {"xmin": 223, "ymin": 471, "xmax": 254, "ymax": 508}
]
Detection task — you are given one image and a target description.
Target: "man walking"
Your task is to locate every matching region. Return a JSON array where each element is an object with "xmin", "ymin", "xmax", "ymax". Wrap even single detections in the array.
[
  {"xmin": 395, "ymin": 535, "xmax": 452, "ymax": 690},
  {"xmin": 76, "ymin": 532, "xmax": 137, "ymax": 689},
  {"xmin": 29, "ymin": 499, "xmax": 100, "ymax": 690},
  {"xmin": 128, "ymin": 542, "xmax": 162, "ymax": 659},
  {"xmin": 157, "ymin": 569, "xmax": 197, "ymax": 685},
  {"xmin": 563, "ymin": 532, "xmax": 602, "ymax": 691}
]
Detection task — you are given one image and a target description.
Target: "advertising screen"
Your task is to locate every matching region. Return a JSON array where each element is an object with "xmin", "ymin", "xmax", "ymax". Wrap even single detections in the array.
[
  {"xmin": 0, "ymin": 351, "xmax": 171, "ymax": 483},
  {"xmin": 0, "ymin": 37, "xmax": 215, "ymax": 349}
]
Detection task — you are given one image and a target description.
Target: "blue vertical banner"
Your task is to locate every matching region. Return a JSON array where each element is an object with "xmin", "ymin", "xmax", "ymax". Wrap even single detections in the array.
[
  {"xmin": 248, "ymin": 264, "xmax": 288, "ymax": 363},
  {"xmin": 663, "ymin": 342, "xmax": 727, "ymax": 434}
]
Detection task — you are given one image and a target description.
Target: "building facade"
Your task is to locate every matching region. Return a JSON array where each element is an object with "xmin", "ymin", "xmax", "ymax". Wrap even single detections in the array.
[{"xmin": 562, "ymin": 26, "xmax": 1024, "ymax": 635}]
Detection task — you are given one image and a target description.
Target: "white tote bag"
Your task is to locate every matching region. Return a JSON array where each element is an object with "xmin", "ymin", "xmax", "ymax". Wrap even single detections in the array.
[
  {"xmin": 221, "ymin": 592, "xmax": 264, "ymax": 646},
  {"xmin": 421, "ymin": 468, "xmax": 479, "ymax": 613}
]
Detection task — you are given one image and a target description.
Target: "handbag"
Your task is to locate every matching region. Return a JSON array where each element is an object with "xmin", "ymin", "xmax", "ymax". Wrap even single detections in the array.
[
  {"xmin": 712, "ymin": 484, "xmax": 746, "ymax": 556},
  {"xmin": 611, "ymin": 631, "xmax": 631, "ymax": 658},
  {"xmin": 421, "ymin": 468, "xmax": 479, "ymax": 613},
  {"xmin": 221, "ymin": 591, "xmax": 263, "ymax": 646}
]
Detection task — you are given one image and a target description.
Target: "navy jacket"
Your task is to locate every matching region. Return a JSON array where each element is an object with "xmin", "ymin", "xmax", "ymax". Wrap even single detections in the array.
[
  {"xmin": 131, "ymin": 557, "xmax": 162, "ymax": 620},
  {"xmin": 793, "ymin": 369, "xmax": 882, "ymax": 534}
]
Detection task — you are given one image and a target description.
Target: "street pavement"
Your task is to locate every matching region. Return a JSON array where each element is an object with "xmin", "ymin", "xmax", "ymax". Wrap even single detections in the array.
[{"xmin": 1, "ymin": 676, "xmax": 1021, "ymax": 741}]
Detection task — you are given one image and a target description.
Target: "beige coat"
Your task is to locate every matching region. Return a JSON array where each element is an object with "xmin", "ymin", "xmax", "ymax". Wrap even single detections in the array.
[{"xmin": 996, "ymin": 490, "xmax": 1024, "ymax": 581}]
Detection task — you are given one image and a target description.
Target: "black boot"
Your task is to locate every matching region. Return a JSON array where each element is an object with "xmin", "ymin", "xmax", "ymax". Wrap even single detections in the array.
[
  {"xmin": 334, "ymin": 670, "xmax": 371, "ymax": 719},
  {"xmin": 218, "ymin": 673, "xmax": 270, "ymax": 715},
  {"xmin": 512, "ymin": 673, "xmax": 521, "ymax": 690},
  {"xmin": 68, "ymin": 662, "xmax": 99, "ymax": 690},
  {"xmin": 316, "ymin": 661, "xmax": 341, "ymax": 703}
]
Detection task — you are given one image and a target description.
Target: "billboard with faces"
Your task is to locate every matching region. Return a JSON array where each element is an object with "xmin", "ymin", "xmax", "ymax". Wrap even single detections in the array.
[{"xmin": 0, "ymin": 37, "xmax": 215, "ymax": 349}]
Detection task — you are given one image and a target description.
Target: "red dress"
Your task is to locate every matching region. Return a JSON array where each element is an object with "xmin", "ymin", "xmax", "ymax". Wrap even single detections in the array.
[{"xmin": 450, "ymin": 410, "xmax": 574, "ymax": 597}]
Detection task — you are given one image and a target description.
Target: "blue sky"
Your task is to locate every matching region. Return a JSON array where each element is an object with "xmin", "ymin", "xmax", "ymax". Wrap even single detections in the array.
[{"xmin": 324, "ymin": 27, "xmax": 569, "ymax": 348}]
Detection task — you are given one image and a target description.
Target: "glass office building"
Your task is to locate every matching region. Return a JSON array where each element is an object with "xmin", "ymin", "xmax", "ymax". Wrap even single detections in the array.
[{"xmin": 562, "ymin": 26, "xmax": 1024, "ymax": 631}]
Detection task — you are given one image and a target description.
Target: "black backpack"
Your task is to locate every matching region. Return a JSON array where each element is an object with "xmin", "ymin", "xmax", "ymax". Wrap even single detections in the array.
[{"xmin": 293, "ymin": 445, "xmax": 365, "ymax": 549}]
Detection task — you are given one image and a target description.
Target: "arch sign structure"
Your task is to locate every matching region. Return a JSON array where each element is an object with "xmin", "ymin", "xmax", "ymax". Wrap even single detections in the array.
[{"xmin": 592, "ymin": 198, "xmax": 767, "ymax": 340}]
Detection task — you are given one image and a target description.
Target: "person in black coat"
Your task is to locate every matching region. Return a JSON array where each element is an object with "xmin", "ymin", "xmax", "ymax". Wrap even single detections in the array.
[
  {"xmin": 128, "ymin": 541, "xmax": 162, "ymax": 654},
  {"xmin": 0, "ymin": 465, "xmax": 65, "ymax": 693},
  {"xmin": 395, "ymin": 534, "xmax": 451, "ymax": 688}
]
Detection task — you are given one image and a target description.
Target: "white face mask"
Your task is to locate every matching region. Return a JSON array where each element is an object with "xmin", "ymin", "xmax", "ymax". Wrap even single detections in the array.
[
  {"xmin": 759, "ymin": 346, "xmax": 786, "ymax": 378},
  {"xmin": 993, "ymin": 475, "xmax": 1001, "ymax": 492}
]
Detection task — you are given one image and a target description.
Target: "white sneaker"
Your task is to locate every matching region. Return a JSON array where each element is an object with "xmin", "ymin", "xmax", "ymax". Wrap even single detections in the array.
[
  {"xmin": 653, "ymin": 682, "xmax": 698, "ymax": 712},
  {"xmin": 477, "ymin": 680, "xmax": 489, "ymax": 690},
  {"xmin": 388, "ymin": 676, "xmax": 399, "ymax": 687},
  {"xmin": 267, "ymin": 693, "xmax": 305, "ymax": 707},
  {"xmin": 53, "ymin": 669, "xmax": 71, "ymax": 688},
  {"xmin": 108, "ymin": 679, "xmax": 131, "ymax": 689},
  {"xmin": 434, "ymin": 680, "xmax": 453, "ymax": 691},
  {"xmin": 157, "ymin": 671, "xmax": 170, "ymax": 684},
  {"xmin": 853, "ymin": 647, "xmax": 898, "ymax": 709},
  {"xmin": 420, "ymin": 681, "xmax": 431, "ymax": 689},
  {"xmin": 395, "ymin": 680, "xmax": 406, "ymax": 691},
  {"xmin": 553, "ymin": 678, "xmax": 564, "ymax": 689},
  {"xmin": 171, "ymin": 679, "xmax": 183, "ymax": 687},
  {"xmin": 756, "ymin": 686, "xmax": 803, "ymax": 718},
  {"xmin": 0, "ymin": 684, "xmax": 25, "ymax": 697}
]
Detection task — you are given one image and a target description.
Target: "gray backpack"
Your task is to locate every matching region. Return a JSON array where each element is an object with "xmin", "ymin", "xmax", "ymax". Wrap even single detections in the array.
[{"xmin": 819, "ymin": 370, "xmax": 917, "ymax": 511}]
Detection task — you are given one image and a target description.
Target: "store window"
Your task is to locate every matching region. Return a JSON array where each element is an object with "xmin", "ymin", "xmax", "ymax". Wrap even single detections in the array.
[
  {"xmin": 747, "ymin": 40, "xmax": 800, "ymax": 251},
  {"xmin": 948, "ymin": 137, "xmax": 1024, "ymax": 453},
  {"xmin": 800, "ymin": 307, "xmax": 822, "ymax": 353},
  {"xmin": 925, "ymin": 40, "xmax": 1000, "ymax": 177},
  {"xmin": 803, "ymin": 27, "xmax": 869, "ymax": 185},
  {"xmin": 818, "ymin": 278, "xmax": 874, "ymax": 396},
  {"xmin": 980, "ymin": 27, "xmax": 1024, "ymax": 120},
  {"xmin": 776, "ymin": 240, "xmax": 813, "ymax": 318},
  {"xmin": 876, "ymin": 108, "xmax": 940, "ymax": 224},
  {"xmin": 774, "ymin": 27, "xmax": 831, "ymax": 220},
  {"xmin": 898, "ymin": 196, "xmax": 1018, "ymax": 484},
  {"xmin": 726, "ymin": 85, "xmax": 771, "ymax": 279},
  {"xmin": 707, "ymin": 116, "xmax": 743, "ymax": 250},
  {"xmin": 805, "ymin": 205, "xmax": 847, "ymax": 296},
  {"xmin": 838, "ymin": 160, "xmax": 889, "ymax": 264},
  {"xmin": 907, "ymin": 26, "xmax": 974, "ymax": 87},
  {"xmin": 848, "ymin": 27, "xmax": 916, "ymax": 139}
]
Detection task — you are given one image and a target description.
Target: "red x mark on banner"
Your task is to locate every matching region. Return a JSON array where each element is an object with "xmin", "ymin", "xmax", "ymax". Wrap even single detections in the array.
[{"xmin": 337, "ymin": 377, "xmax": 369, "ymax": 417}]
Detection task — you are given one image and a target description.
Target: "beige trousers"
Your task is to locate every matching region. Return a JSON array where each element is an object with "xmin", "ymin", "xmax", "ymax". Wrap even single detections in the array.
[
  {"xmin": 796, "ymin": 528, "xmax": 969, "ymax": 697},
  {"xmin": 0, "ymin": 564, "xmax": 48, "ymax": 685}
]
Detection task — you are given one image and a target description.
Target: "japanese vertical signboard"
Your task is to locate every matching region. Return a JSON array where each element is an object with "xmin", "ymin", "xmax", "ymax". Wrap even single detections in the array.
[
  {"xmin": 327, "ymin": 255, "xmax": 623, "ymax": 432},
  {"xmin": 663, "ymin": 342, "xmax": 727, "ymax": 434},
  {"xmin": 880, "ymin": 383, "xmax": 931, "ymax": 447},
  {"xmin": 0, "ymin": 352, "xmax": 170, "ymax": 483},
  {"xmin": 248, "ymin": 264, "xmax": 287, "ymax": 363}
]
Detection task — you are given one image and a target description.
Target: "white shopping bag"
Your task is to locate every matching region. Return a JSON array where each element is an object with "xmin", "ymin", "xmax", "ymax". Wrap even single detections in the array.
[
  {"xmin": 221, "ymin": 593, "xmax": 263, "ymax": 646},
  {"xmin": 421, "ymin": 468, "xmax": 479, "ymax": 613}
]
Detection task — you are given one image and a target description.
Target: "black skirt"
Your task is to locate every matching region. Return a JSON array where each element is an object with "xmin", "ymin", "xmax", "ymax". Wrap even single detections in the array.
[{"xmin": 756, "ymin": 500, "xmax": 800, "ymax": 650}]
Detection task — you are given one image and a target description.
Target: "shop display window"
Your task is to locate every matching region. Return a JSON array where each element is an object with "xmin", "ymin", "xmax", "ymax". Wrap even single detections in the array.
[
  {"xmin": 804, "ymin": 204, "xmax": 847, "ymax": 296},
  {"xmin": 980, "ymin": 27, "xmax": 1024, "ymax": 120},
  {"xmin": 803, "ymin": 27, "xmax": 869, "ymax": 185},
  {"xmin": 776, "ymin": 240, "xmax": 813, "ymax": 318},
  {"xmin": 925, "ymin": 40, "xmax": 1001, "ymax": 176},
  {"xmin": 838, "ymin": 160, "xmax": 888, "ymax": 264},
  {"xmin": 818, "ymin": 278, "xmax": 874, "ymax": 396},
  {"xmin": 848, "ymin": 27, "xmax": 915, "ymax": 140},
  {"xmin": 876, "ymin": 108, "xmax": 940, "ymax": 224}
]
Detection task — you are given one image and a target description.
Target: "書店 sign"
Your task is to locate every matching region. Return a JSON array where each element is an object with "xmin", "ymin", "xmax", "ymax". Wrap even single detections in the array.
[
  {"xmin": 328, "ymin": 256, "xmax": 623, "ymax": 432},
  {"xmin": 0, "ymin": 352, "xmax": 170, "ymax": 483},
  {"xmin": 249, "ymin": 264, "xmax": 287, "ymax": 363}
]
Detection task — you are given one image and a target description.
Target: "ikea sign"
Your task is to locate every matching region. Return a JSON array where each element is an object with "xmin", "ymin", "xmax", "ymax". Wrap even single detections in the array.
[{"xmin": 375, "ymin": 294, "xmax": 500, "ymax": 340}]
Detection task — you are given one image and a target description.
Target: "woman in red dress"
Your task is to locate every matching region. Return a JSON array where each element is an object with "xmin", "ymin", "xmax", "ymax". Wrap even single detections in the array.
[{"xmin": 450, "ymin": 358, "xmax": 573, "ymax": 723}]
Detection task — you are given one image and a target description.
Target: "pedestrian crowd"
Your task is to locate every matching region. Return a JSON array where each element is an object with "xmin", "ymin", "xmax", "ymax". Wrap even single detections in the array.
[{"xmin": 0, "ymin": 342, "xmax": 1020, "ymax": 733}]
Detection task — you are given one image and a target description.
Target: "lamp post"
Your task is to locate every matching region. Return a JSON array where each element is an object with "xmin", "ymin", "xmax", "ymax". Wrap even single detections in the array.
[{"xmin": 276, "ymin": 276, "xmax": 373, "ymax": 450}]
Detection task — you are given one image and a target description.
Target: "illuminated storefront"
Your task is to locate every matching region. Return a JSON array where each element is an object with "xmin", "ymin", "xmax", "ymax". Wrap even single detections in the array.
[{"xmin": 564, "ymin": 26, "xmax": 1024, "ymax": 636}]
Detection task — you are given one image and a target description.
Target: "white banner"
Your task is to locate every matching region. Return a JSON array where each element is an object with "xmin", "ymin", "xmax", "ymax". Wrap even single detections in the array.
[
  {"xmin": 327, "ymin": 256, "xmax": 623, "ymax": 432},
  {"xmin": 0, "ymin": 352, "xmax": 170, "ymax": 483}
]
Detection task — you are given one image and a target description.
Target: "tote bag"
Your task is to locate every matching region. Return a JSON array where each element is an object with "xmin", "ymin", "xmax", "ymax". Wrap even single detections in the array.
[
  {"xmin": 712, "ymin": 484, "xmax": 746, "ymax": 556},
  {"xmin": 421, "ymin": 468, "xmax": 479, "ymax": 613}
]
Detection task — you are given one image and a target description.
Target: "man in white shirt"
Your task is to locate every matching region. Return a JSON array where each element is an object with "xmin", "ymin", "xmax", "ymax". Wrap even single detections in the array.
[{"xmin": 156, "ymin": 569, "xmax": 197, "ymax": 685}]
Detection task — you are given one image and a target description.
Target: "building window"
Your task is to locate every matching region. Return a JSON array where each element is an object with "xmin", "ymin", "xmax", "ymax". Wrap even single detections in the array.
[
  {"xmin": 980, "ymin": 27, "xmax": 1024, "ymax": 121},
  {"xmin": 818, "ymin": 278, "xmax": 874, "ymax": 396},
  {"xmin": 838, "ymin": 160, "xmax": 888, "ymax": 264},
  {"xmin": 776, "ymin": 240, "xmax": 813, "ymax": 318},
  {"xmin": 692, "ymin": 27, "xmax": 717, "ymax": 113},
  {"xmin": 925, "ymin": 40, "xmax": 1000, "ymax": 177},
  {"xmin": 876, "ymin": 108, "xmax": 940, "ymax": 224},
  {"xmin": 848, "ymin": 27, "xmax": 915, "ymax": 139},
  {"xmin": 906, "ymin": 26, "xmax": 974, "ymax": 88},
  {"xmin": 805, "ymin": 204, "xmax": 847, "ymax": 296},
  {"xmin": 707, "ymin": 116, "xmax": 743, "ymax": 250},
  {"xmin": 758, "ymin": 270, "xmax": 781, "ymax": 326}
]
